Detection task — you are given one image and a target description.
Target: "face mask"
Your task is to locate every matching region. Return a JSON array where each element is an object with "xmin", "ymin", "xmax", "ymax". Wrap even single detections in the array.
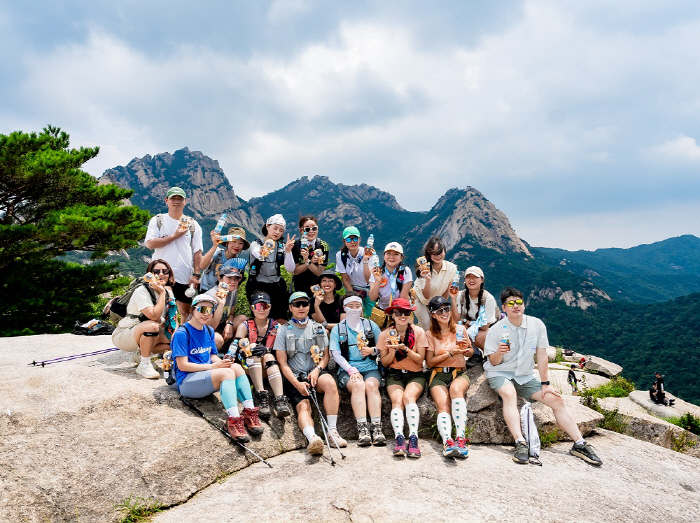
[{"xmin": 345, "ymin": 308, "xmax": 363, "ymax": 331}]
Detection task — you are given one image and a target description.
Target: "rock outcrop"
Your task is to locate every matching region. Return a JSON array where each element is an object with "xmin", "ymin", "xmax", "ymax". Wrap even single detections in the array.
[{"xmin": 584, "ymin": 355, "xmax": 623, "ymax": 377}]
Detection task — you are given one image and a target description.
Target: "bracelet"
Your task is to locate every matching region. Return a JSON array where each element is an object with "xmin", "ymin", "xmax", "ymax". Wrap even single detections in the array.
[
  {"xmin": 226, "ymin": 321, "xmax": 234, "ymax": 326},
  {"xmin": 193, "ymin": 273, "xmax": 201, "ymax": 277}
]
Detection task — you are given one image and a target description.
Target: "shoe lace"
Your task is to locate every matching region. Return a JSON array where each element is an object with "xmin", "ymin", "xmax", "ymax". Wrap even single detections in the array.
[
  {"xmin": 396, "ymin": 434, "xmax": 406, "ymax": 446},
  {"xmin": 456, "ymin": 436, "xmax": 466, "ymax": 448},
  {"xmin": 246, "ymin": 408, "xmax": 260, "ymax": 424},
  {"xmin": 408, "ymin": 435, "xmax": 418, "ymax": 448},
  {"xmin": 445, "ymin": 438, "xmax": 455, "ymax": 447},
  {"xmin": 234, "ymin": 416, "xmax": 247, "ymax": 433}
]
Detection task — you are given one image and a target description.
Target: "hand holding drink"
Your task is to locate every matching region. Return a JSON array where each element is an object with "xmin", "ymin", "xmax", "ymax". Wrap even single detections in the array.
[
  {"xmin": 178, "ymin": 216, "xmax": 190, "ymax": 232},
  {"xmin": 416, "ymin": 256, "xmax": 429, "ymax": 277},
  {"xmin": 387, "ymin": 328, "xmax": 400, "ymax": 346},
  {"xmin": 216, "ymin": 282, "xmax": 229, "ymax": 299},
  {"xmin": 450, "ymin": 273, "xmax": 460, "ymax": 295},
  {"xmin": 311, "ymin": 284, "xmax": 324, "ymax": 299},
  {"xmin": 260, "ymin": 239, "xmax": 275, "ymax": 258}
]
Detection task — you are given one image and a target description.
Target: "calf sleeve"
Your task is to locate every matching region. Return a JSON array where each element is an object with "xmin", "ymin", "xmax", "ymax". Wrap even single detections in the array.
[
  {"xmin": 265, "ymin": 360, "xmax": 284, "ymax": 397},
  {"xmin": 248, "ymin": 358, "xmax": 264, "ymax": 391},
  {"xmin": 235, "ymin": 374, "xmax": 253, "ymax": 409},
  {"xmin": 437, "ymin": 412, "xmax": 452, "ymax": 443},
  {"xmin": 451, "ymin": 398, "xmax": 467, "ymax": 438},
  {"xmin": 405, "ymin": 403, "xmax": 420, "ymax": 436},
  {"xmin": 220, "ymin": 379, "xmax": 238, "ymax": 415},
  {"xmin": 391, "ymin": 408, "xmax": 404, "ymax": 437}
]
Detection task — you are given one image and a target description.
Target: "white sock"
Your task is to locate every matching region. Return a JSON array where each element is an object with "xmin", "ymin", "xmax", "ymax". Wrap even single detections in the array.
[
  {"xmin": 327, "ymin": 415, "xmax": 338, "ymax": 430},
  {"xmin": 405, "ymin": 403, "xmax": 420, "ymax": 436},
  {"xmin": 302, "ymin": 425, "xmax": 316, "ymax": 442},
  {"xmin": 391, "ymin": 408, "xmax": 404, "ymax": 437},
  {"xmin": 451, "ymin": 398, "xmax": 467, "ymax": 438},
  {"xmin": 226, "ymin": 406, "xmax": 240, "ymax": 418},
  {"xmin": 575, "ymin": 439, "xmax": 585, "ymax": 446},
  {"xmin": 437, "ymin": 412, "xmax": 452, "ymax": 443},
  {"xmin": 242, "ymin": 399, "xmax": 255, "ymax": 410},
  {"xmin": 515, "ymin": 437, "xmax": 526, "ymax": 444},
  {"xmin": 140, "ymin": 356, "xmax": 150, "ymax": 364},
  {"xmin": 370, "ymin": 416, "xmax": 381, "ymax": 424},
  {"xmin": 356, "ymin": 416, "xmax": 367, "ymax": 424}
]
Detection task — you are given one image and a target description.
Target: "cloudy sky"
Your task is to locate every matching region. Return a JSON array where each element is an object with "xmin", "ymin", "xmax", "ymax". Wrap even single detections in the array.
[{"xmin": 2, "ymin": 0, "xmax": 700, "ymax": 250}]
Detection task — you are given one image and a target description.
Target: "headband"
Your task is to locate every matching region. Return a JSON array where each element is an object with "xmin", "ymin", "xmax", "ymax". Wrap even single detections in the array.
[{"xmin": 343, "ymin": 296, "xmax": 363, "ymax": 307}]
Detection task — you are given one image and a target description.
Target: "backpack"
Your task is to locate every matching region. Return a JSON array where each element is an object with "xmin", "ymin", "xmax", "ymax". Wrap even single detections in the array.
[
  {"xmin": 200, "ymin": 249, "xmax": 224, "ymax": 292},
  {"xmin": 338, "ymin": 318, "xmax": 376, "ymax": 361},
  {"xmin": 520, "ymin": 402, "xmax": 542, "ymax": 466},
  {"xmin": 72, "ymin": 319, "xmax": 114, "ymax": 336},
  {"xmin": 247, "ymin": 319, "xmax": 279, "ymax": 348},
  {"xmin": 249, "ymin": 238, "xmax": 285, "ymax": 278},
  {"xmin": 104, "ymin": 277, "xmax": 158, "ymax": 323}
]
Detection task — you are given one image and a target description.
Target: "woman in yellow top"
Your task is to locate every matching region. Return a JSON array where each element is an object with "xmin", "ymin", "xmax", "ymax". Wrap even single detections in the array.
[
  {"xmin": 425, "ymin": 296, "xmax": 472, "ymax": 459},
  {"xmin": 413, "ymin": 236, "xmax": 458, "ymax": 330}
]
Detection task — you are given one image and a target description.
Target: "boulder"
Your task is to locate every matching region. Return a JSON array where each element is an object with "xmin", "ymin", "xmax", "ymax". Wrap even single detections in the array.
[
  {"xmin": 546, "ymin": 346, "xmax": 557, "ymax": 362},
  {"xmin": 584, "ymin": 355, "xmax": 623, "ymax": 377}
]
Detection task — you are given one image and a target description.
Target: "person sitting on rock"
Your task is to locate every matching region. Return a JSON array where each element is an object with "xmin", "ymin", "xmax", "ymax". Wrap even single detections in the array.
[
  {"xmin": 171, "ymin": 294, "xmax": 262, "ymax": 443},
  {"xmin": 204, "ymin": 262, "xmax": 248, "ymax": 352},
  {"xmin": 425, "ymin": 296, "xmax": 472, "ymax": 459},
  {"xmin": 274, "ymin": 292, "xmax": 347, "ymax": 455},
  {"xmin": 234, "ymin": 291, "xmax": 292, "ymax": 420},
  {"xmin": 311, "ymin": 269, "xmax": 346, "ymax": 334},
  {"xmin": 450, "ymin": 265, "xmax": 501, "ymax": 350},
  {"xmin": 112, "ymin": 259, "xmax": 178, "ymax": 379},
  {"xmin": 199, "ymin": 226, "xmax": 250, "ymax": 292},
  {"xmin": 484, "ymin": 287, "xmax": 602, "ymax": 466},
  {"xmin": 377, "ymin": 298, "xmax": 428, "ymax": 458},
  {"xmin": 329, "ymin": 292, "xmax": 385, "ymax": 447}
]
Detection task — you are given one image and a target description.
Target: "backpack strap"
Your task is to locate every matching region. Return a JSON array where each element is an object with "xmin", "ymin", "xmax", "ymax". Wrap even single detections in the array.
[
  {"xmin": 247, "ymin": 319, "xmax": 258, "ymax": 344},
  {"xmin": 157, "ymin": 213, "xmax": 195, "ymax": 248}
]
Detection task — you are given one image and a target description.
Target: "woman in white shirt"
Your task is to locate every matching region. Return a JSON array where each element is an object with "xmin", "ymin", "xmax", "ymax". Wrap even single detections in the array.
[
  {"xmin": 450, "ymin": 266, "xmax": 501, "ymax": 349},
  {"xmin": 413, "ymin": 236, "xmax": 457, "ymax": 330},
  {"xmin": 368, "ymin": 242, "xmax": 413, "ymax": 327}
]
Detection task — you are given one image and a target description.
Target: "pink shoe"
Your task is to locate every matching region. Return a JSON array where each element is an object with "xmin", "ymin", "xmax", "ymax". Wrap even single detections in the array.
[{"xmin": 407, "ymin": 435, "xmax": 421, "ymax": 458}]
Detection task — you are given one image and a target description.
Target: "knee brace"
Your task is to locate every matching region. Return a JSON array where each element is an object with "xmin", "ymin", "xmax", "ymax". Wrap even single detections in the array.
[
  {"xmin": 143, "ymin": 331, "xmax": 158, "ymax": 337},
  {"xmin": 265, "ymin": 360, "xmax": 278, "ymax": 370}
]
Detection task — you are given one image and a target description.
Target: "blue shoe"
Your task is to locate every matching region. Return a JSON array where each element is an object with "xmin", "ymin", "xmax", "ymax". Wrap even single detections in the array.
[
  {"xmin": 456, "ymin": 436, "xmax": 469, "ymax": 459},
  {"xmin": 442, "ymin": 438, "xmax": 460, "ymax": 458}
]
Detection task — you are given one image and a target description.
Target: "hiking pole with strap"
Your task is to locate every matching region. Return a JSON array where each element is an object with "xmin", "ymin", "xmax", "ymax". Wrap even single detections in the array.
[
  {"xmin": 29, "ymin": 347, "xmax": 120, "ymax": 367},
  {"xmin": 307, "ymin": 385, "xmax": 337, "ymax": 466},
  {"xmin": 179, "ymin": 396, "xmax": 273, "ymax": 468}
]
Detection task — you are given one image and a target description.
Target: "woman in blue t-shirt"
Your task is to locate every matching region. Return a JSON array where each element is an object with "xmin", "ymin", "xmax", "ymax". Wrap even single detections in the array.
[{"xmin": 171, "ymin": 294, "xmax": 262, "ymax": 442}]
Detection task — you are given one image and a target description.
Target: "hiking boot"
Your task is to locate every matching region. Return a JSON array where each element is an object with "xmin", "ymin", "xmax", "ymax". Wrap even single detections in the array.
[
  {"xmin": 329, "ymin": 428, "xmax": 347, "ymax": 448},
  {"xmin": 307, "ymin": 434, "xmax": 324, "ymax": 455},
  {"xmin": 570, "ymin": 441, "xmax": 603, "ymax": 466},
  {"xmin": 272, "ymin": 395, "xmax": 292, "ymax": 418},
  {"xmin": 227, "ymin": 416, "xmax": 250, "ymax": 443},
  {"xmin": 357, "ymin": 422, "xmax": 372, "ymax": 446},
  {"xmin": 455, "ymin": 436, "xmax": 469, "ymax": 459},
  {"xmin": 393, "ymin": 434, "xmax": 407, "ymax": 457},
  {"xmin": 371, "ymin": 421, "xmax": 387, "ymax": 446},
  {"xmin": 407, "ymin": 435, "xmax": 421, "ymax": 458},
  {"xmin": 443, "ymin": 438, "xmax": 460, "ymax": 458},
  {"xmin": 242, "ymin": 407, "xmax": 264, "ymax": 436},
  {"xmin": 135, "ymin": 362, "xmax": 159, "ymax": 379},
  {"xmin": 513, "ymin": 441, "xmax": 529, "ymax": 464},
  {"xmin": 132, "ymin": 351, "xmax": 142, "ymax": 364},
  {"xmin": 254, "ymin": 390, "xmax": 271, "ymax": 420}
]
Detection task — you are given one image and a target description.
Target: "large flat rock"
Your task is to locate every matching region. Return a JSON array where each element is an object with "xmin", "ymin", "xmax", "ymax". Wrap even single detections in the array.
[{"xmin": 629, "ymin": 389, "xmax": 700, "ymax": 419}]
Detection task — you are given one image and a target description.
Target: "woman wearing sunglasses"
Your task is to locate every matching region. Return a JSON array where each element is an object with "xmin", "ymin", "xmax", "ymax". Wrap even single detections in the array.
[
  {"xmin": 203, "ymin": 261, "xmax": 248, "ymax": 353},
  {"xmin": 335, "ymin": 226, "xmax": 379, "ymax": 317},
  {"xmin": 199, "ymin": 226, "xmax": 250, "ymax": 292},
  {"xmin": 450, "ymin": 266, "xmax": 501, "ymax": 350},
  {"xmin": 234, "ymin": 292, "xmax": 292, "ymax": 420},
  {"xmin": 377, "ymin": 298, "xmax": 428, "ymax": 458},
  {"xmin": 291, "ymin": 215, "xmax": 330, "ymax": 303},
  {"xmin": 425, "ymin": 296, "xmax": 472, "ymax": 459},
  {"xmin": 172, "ymin": 294, "xmax": 262, "ymax": 443},
  {"xmin": 112, "ymin": 259, "xmax": 178, "ymax": 379},
  {"xmin": 368, "ymin": 242, "xmax": 413, "ymax": 327},
  {"xmin": 414, "ymin": 236, "xmax": 458, "ymax": 330}
]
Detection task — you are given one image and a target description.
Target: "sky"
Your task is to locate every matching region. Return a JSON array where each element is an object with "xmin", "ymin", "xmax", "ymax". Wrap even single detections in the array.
[{"xmin": 2, "ymin": 0, "xmax": 700, "ymax": 251}]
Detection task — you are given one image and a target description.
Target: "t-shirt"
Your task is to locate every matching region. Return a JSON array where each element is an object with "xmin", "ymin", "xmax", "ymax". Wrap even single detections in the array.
[
  {"xmin": 426, "ymin": 329, "xmax": 468, "ymax": 369},
  {"xmin": 145, "ymin": 214, "xmax": 204, "ymax": 285},
  {"xmin": 171, "ymin": 324, "xmax": 218, "ymax": 387},
  {"xmin": 377, "ymin": 325, "xmax": 428, "ymax": 372},
  {"xmin": 483, "ymin": 315, "xmax": 549, "ymax": 384},
  {"xmin": 329, "ymin": 319, "xmax": 382, "ymax": 373},
  {"xmin": 317, "ymin": 295, "xmax": 343, "ymax": 324},
  {"xmin": 274, "ymin": 321, "xmax": 329, "ymax": 377},
  {"xmin": 456, "ymin": 289, "xmax": 500, "ymax": 324},
  {"xmin": 200, "ymin": 249, "xmax": 248, "ymax": 291},
  {"xmin": 291, "ymin": 238, "xmax": 330, "ymax": 297},
  {"xmin": 204, "ymin": 286, "xmax": 239, "ymax": 327},
  {"xmin": 369, "ymin": 265, "xmax": 413, "ymax": 310},
  {"xmin": 335, "ymin": 249, "xmax": 379, "ymax": 289},
  {"xmin": 117, "ymin": 285, "xmax": 173, "ymax": 329}
]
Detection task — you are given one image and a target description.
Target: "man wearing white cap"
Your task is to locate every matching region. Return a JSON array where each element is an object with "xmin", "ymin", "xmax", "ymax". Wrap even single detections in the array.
[{"xmin": 145, "ymin": 186, "xmax": 203, "ymax": 318}]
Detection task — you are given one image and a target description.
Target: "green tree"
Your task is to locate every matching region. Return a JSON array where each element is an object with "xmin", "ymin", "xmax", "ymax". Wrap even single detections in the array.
[{"xmin": 0, "ymin": 126, "xmax": 150, "ymax": 336}]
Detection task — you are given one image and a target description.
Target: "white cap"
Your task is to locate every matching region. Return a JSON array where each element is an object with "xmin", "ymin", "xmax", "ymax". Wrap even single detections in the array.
[
  {"xmin": 266, "ymin": 214, "xmax": 286, "ymax": 228},
  {"xmin": 465, "ymin": 266, "xmax": 484, "ymax": 279},
  {"xmin": 383, "ymin": 242, "xmax": 404, "ymax": 255}
]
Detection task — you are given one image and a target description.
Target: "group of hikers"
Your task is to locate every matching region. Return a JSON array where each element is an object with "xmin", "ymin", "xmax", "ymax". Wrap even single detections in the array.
[{"xmin": 110, "ymin": 186, "xmax": 603, "ymax": 466}]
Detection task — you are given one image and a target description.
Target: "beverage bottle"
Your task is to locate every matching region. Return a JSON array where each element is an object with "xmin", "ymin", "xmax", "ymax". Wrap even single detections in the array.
[
  {"xmin": 311, "ymin": 284, "xmax": 323, "ymax": 298},
  {"xmin": 366, "ymin": 234, "xmax": 375, "ymax": 250},
  {"xmin": 162, "ymin": 351, "xmax": 174, "ymax": 382},
  {"xmin": 310, "ymin": 345, "xmax": 322, "ymax": 364},
  {"xmin": 178, "ymin": 216, "xmax": 189, "ymax": 232},
  {"xmin": 501, "ymin": 326, "xmax": 510, "ymax": 351},
  {"xmin": 216, "ymin": 282, "xmax": 229, "ymax": 299},
  {"xmin": 218, "ymin": 234, "xmax": 234, "ymax": 243},
  {"xmin": 224, "ymin": 340, "xmax": 238, "ymax": 361},
  {"xmin": 456, "ymin": 321, "xmax": 464, "ymax": 344},
  {"xmin": 143, "ymin": 272, "xmax": 156, "ymax": 284},
  {"xmin": 387, "ymin": 328, "xmax": 400, "ymax": 346},
  {"xmin": 451, "ymin": 272, "xmax": 460, "ymax": 293},
  {"xmin": 416, "ymin": 256, "xmax": 429, "ymax": 275},
  {"xmin": 301, "ymin": 231, "xmax": 308, "ymax": 250},
  {"xmin": 260, "ymin": 239, "xmax": 275, "ymax": 257},
  {"xmin": 314, "ymin": 248, "xmax": 325, "ymax": 264},
  {"xmin": 214, "ymin": 213, "xmax": 228, "ymax": 233}
]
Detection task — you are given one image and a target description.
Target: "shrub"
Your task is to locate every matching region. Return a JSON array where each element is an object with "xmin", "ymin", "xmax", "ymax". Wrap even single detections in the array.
[
  {"xmin": 114, "ymin": 495, "xmax": 163, "ymax": 523},
  {"xmin": 670, "ymin": 431, "xmax": 698, "ymax": 454},
  {"xmin": 583, "ymin": 376, "xmax": 636, "ymax": 398},
  {"xmin": 666, "ymin": 412, "xmax": 700, "ymax": 436}
]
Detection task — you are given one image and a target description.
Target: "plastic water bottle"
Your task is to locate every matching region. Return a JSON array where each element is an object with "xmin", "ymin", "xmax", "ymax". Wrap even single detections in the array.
[
  {"xmin": 366, "ymin": 234, "xmax": 375, "ymax": 249},
  {"xmin": 214, "ymin": 213, "xmax": 227, "ymax": 233},
  {"xmin": 224, "ymin": 340, "xmax": 238, "ymax": 361},
  {"xmin": 456, "ymin": 321, "xmax": 464, "ymax": 344},
  {"xmin": 301, "ymin": 231, "xmax": 309, "ymax": 250},
  {"xmin": 451, "ymin": 272, "xmax": 460, "ymax": 293},
  {"xmin": 501, "ymin": 325, "xmax": 510, "ymax": 350}
]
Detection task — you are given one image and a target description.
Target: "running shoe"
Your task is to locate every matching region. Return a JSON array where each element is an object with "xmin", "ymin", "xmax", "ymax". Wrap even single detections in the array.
[
  {"xmin": 513, "ymin": 441, "xmax": 529, "ymax": 464},
  {"xmin": 272, "ymin": 395, "xmax": 292, "ymax": 418},
  {"xmin": 242, "ymin": 407, "xmax": 264, "ymax": 436},
  {"xmin": 443, "ymin": 438, "xmax": 460, "ymax": 458},
  {"xmin": 393, "ymin": 435, "xmax": 407, "ymax": 457},
  {"xmin": 455, "ymin": 436, "xmax": 469, "ymax": 459},
  {"xmin": 307, "ymin": 434, "xmax": 324, "ymax": 455},
  {"xmin": 371, "ymin": 421, "xmax": 387, "ymax": 446},
  {"xmin": 570, "ymin": 441, "xmax": 603, "ymax": 466},
  {"xmin": 407, "ymin": 435, "xmax": 421, "ymax": 458},
  {"xmin": 227, "ymin": 416, "xmax": 250, "ymax": 443},
  {"xmin": 328, "ymin": 428, "xmax": 347, "ymax": 448},
  {"xmin": 135, "ymin": 362, "xmax": 159, "ymax": 379}
]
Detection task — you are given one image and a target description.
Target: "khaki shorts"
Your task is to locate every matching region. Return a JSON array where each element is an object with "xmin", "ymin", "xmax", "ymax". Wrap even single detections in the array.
[
  {"xmin": 112, "ymin": 325, "xmax": 140, "ymax": 353},
  {"xmin": 487, "ymin": 376, "xmax": 542, "ymax": 401},
  {"xmin": 428, "ymin": 368, "xmax": 469, "ymax": 390}
]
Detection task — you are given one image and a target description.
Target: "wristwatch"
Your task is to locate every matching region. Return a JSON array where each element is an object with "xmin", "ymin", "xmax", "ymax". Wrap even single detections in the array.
[
  {"xmin": 226, "ymin": 321, "xmax": 235, "ymax": 326},
  {"xmin": 541, "ymin": 381, "xmax": 550, "ymax": 385},
  {"xmin": 322, "ymin": 321, "xmax": 328, "ymax": 327}
]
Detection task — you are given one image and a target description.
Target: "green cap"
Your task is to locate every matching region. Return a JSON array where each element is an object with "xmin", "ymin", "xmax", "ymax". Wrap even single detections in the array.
[
  {"xmin": 167, "ymin": 187, "xmax": 187, "ymax": 198},
  {"xmin": 342, "ymin": 226, "xmax": 361, "ymax": 240},
  {"xmin": 289, "ymin": 291, "xmax": 310, "ymax": 303}
]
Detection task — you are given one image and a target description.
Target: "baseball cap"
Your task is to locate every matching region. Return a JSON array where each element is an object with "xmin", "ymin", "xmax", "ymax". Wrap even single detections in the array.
[
  {"xmin": 192, "ymin": 294, "xmax": 218, "ymax": 308},
  {"xmin": 383, "ymin": 242, "xmax": 403, "ymax": 255},
  {"xmin": 218, "ymin": 265, "xmax": 243, "ymax": 279},
  {"xmin": 343, "ymin": 226, "xmax": 361, "ymax": 240},
  {"xmin": 289, "ymin": 291, "xmax": 310, "ymax": 303},
  {"xmin": 167, "ymin": 187, "xmax": 186, "ymax": 198},
  {"xmin": 250, "ymin": 292, "xmax": 271, "ymax": 305},
  {"xmin": 465, "ymin": 266, "xmax": 484, "ymax": 279},
  {"xmin": 428, "ymin": 296, "xmax": 449, "ymax": 312}
]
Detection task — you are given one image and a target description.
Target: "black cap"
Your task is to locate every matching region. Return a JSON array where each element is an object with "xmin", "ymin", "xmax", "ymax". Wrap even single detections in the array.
[
  {"xmin": 428, "ymin": 296, "xmax": 449, "ymax": 312},
  {"xmin": 315, "ymin": 269, "xmax": 342, "ymax": 289},
  {"xmin": 250, "ymin": 292, "xmax": 271, "ymax": 305}
]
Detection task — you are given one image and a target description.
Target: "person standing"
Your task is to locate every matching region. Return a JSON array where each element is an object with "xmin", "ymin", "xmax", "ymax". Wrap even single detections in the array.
[
  {"xmin": 291, "ymin": 215, "xmax": 330, "ymax": 301},
  {"xmin": 335, "ymin": 226, "xmax": 379, "ymax": 317},
  {"xmin": 145, "ymin": 187, "xmax": 203, "ymax": 318},
  {"xmin": 413, "ymin": 236, "xmax": 457, "ymax": 330}
]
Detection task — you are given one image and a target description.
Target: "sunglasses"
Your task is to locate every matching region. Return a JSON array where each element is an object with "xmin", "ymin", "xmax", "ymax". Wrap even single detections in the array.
[
  {"xmin": 303, "ymin": 226, "xmax": 319, "ymax": 233},
  {"xmin": 195, "ymin": 305, "xmax": 214, "ymax": 315},
  {"xmin": 152, "ymin": 269, "xmax": 170, "ymax": 275},
  {"xmin": 253, "ymin": 302, "xmax": 270, "ymax": 311},
  {"xmin": 505, "ymin": 299, "xmax": 524, "ymax": 307},
  {"xmin": 290, "ymin": 301, "xmax": 310, "ymax": 308},
  {"xmin": 392, "ymin": 310, "xmax": 412, "ymax": 317},
  {"xmin": 427, "ymin": 250, "xmax": 444, "ymax": 257},
  {"xmin": 432, "ymin": 306, "xmax": 451, "ymax": 315},
  {"xmin": 345, "ymin": 236, "xmax": 360, "ymax": 242}
]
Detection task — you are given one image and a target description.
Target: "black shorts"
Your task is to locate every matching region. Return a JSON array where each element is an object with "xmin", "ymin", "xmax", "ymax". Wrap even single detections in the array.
[
  {"xmin": 246, "ymin": 278, "xmax": 289, "ymax": 321},
  {"xmin": 172, "ymin": 282, "xmax": 194, "ymax": 304},
  {"xmin": 282, "ymin": 370, "xmax": 331, "ymax": 409}
]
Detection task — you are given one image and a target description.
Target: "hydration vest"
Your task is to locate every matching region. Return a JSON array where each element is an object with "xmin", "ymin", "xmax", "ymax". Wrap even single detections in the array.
[
  {"xmin": 247, "ymin": 319, "xmax": 278, "ymax": 349},
  {"xmin": 284, "ymin": 320, "xmax": 327, "ymax": 359},
  {"xmin": 338, "ymin": 318, "xmax": 376, "ymax": 361},
  {"xmin": 249, "ymin": 239, "xmax": 285, "ymax": 278}
]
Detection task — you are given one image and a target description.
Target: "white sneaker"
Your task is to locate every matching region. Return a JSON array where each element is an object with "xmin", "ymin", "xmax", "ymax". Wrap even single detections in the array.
[
  {"xmin": 329, "ymin": 428, "xmax": 348, "ymax": 448},
  {"xmin": 132, "ymin": 352, "xmax": 143, "ymax": 364},
  {"xmin": 307, "ymin": 435, "xmax": 325, "ymax": 455},
  {"xmin": 136, "ymin": 362, "xmax": 160, "ymax": 379}
]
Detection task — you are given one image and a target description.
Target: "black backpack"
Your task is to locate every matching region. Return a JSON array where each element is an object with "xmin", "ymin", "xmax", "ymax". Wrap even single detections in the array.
[{"xmin": 104, "ymin": 277, "xmax": 157, "ymax": 323}]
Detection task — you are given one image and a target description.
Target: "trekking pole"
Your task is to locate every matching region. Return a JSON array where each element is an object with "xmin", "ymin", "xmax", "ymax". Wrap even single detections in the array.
[
  {"xmin": 29, "ymin": 347, "xmax": 120, "ymax": 367},
  {"xmin": 179, "ymin": 396, "xmax": 273, "ymax": 468},
  {"xmin": 308, "ymin": 385, "xmax": 346, "ymax": 463}
]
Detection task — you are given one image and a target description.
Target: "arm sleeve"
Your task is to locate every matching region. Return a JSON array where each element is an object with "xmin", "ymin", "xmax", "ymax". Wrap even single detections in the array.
[
  {"xmin": 284, "ymin": 252, "xmax": 296, "ymax": 273},
  {"xmin": 329, "ymin": 326, "xmax": 352, "ymax": 372},
  {"xmin": 250, "ymin": 242, "xmax": 263, "ymax": 261}
]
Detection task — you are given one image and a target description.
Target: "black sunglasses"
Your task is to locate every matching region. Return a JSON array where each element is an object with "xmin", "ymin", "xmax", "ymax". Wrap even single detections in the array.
[
  {"xmin": 392, "ymin": 309, "xmax": 412, "ymax": 317},
  {"xmin": 152, "ymin": 269, "xmax": 170, "ymax": 275},
  {"xmin": 290, "ymin": 301, "xmax": 310, "ymax": 308}
]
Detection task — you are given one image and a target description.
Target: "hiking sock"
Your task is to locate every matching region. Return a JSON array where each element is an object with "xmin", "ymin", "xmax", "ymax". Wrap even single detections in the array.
[
  {"xmin": 575, "ymin": 439, "xmax": 585, "ymax": 446},
  {"xmin": 370, "ymin": 416, "xmax": 381, "ymax": 425},
  {"xmin": 266, "ymin": 362, "xmax": 284, "ymax": 396},
  {"xmin": 248, "ymin": 359, "xmax": 264, "ymax": 391},
  {"xmin": 451, "ymin": 398, "xmax": 467, "ymax": 438},
  {"xmin": 391, "ymin": 408, "xmax": 404, "ymax": 437},
  {"xmin": 242, "ymin": 399, "xmax": 255, "ymax": 410},
  {"xmin": 235, "ymin": 374, "xmax": 253, "ymax": 402},
  {"xmin": 356, "ymin": 416, "xmax": 368, "ymax": 424},
  {"xmin": 515, "ymin": 437, "xmax": 526, "ymax": 445},
  {"xmin": 140, "ymin": 356, "xmax": 151, "ymax": 364},
  {"xmin": 437, "ymin": 412, "xmax": 452, "ymax": 443},
  {"xmin": 220, "ymin": 379, "xmax": 239, "ymax": 413},
  {"xmin": 405, "ymin": 403, "xmax": 420, "ymax": 436},
  {"xmin": 302, "ymin": 426, "xmax": 316, "ymax": 443},
  {"xmin": 327, "ymin": 415, "xmax": 338, "ymax": 430}
]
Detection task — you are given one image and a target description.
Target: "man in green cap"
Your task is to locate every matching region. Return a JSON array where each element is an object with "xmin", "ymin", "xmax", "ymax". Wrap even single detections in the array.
[
  {"xmin": 335, "ymin": 226, "xmax": 379, "ymax": 317},
  {"xmin": 145, "ymin": 186, "xmax": 204, "ymax": 317}
]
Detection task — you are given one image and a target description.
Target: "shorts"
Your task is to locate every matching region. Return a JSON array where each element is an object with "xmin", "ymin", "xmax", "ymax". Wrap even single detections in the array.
[
  {"xmin": 283, "ymin": 369, "xmax": 332, "ymax": 408},
  {"xmin": 247, "ymin": 278, "xmax": 289, "ymax": 321},
  {"xmin": 173, "ymin": 282, "xmax": 194, "ymax": 304},
  {"xmin": 179, "ymin": 370, "xmax": 216, "ymax": 398},
  {"xmin": 112, "ymin": 325, "xmax": 140, "ymax": 353},
  {"xmin": 429, "ymin": 368, "xmax": 469, "ymax": 390},
  {"xmin": 487, "ymin": 376, "xmax": 542, "ymax": 401},
  {"xmin": 337, "ymin": 368, "xmax": 382, "ymax": 389},
  {"xmin": 385, "ymin": 369, "xmax": 426, "ymax": 389}
]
